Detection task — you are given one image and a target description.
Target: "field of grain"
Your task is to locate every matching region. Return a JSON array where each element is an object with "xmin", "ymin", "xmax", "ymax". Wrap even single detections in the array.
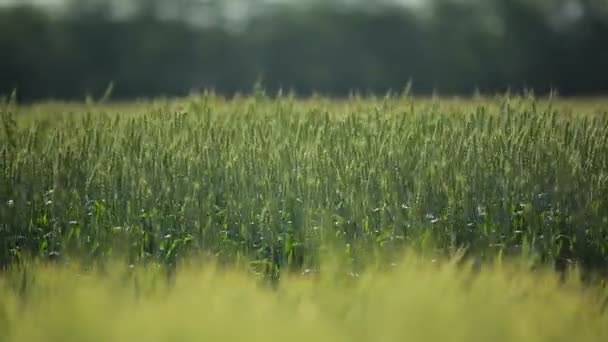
[{"xmin": 1, "ymin": 94, "xmax": 608, "ymax": 341}]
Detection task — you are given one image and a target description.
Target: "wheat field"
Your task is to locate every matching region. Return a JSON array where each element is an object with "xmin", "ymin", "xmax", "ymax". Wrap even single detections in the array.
[{"xmin": 1, "ymin": 93, "xmax": 608, "ymax": 341}]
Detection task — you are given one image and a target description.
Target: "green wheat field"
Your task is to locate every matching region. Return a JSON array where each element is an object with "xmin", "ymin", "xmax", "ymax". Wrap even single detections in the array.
[{"xmin": 1, "ymin": 93, "xmax": 608, "ymax": 341}]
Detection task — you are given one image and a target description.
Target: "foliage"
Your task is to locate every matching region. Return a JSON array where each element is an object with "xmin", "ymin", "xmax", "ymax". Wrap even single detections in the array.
[
  {"xmin": 0, "ymin": 0, "xmax": 607, "ymax": 101},
  {"xmin": 1, "ymin": 95, "xmax": 608, "ymax": 281}
]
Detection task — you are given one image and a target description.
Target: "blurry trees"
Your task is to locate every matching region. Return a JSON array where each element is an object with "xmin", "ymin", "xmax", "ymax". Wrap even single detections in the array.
[{"xmin": 0, "ymin": 0, "xmax": 606, "ymax": 101}]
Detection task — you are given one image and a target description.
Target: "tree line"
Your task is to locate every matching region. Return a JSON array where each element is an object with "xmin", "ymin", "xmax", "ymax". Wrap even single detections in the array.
[{"xmin": 1, "ymin": 0, "xmax": 607, "ymax": 101}]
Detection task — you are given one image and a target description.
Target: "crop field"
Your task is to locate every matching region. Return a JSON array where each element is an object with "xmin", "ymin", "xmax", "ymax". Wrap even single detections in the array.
[{"xmin": 1, "ymin": 93, "xmax": 608, "ymax": 341}]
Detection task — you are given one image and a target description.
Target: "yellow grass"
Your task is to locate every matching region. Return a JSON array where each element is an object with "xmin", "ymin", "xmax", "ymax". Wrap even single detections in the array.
[{"xmin": 1, "ymin": 255, "xmax": 607, "ymax": 342}]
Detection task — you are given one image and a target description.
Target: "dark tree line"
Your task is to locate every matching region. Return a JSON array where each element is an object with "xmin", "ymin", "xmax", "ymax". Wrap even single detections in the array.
[{"xmin": 1, "ymin": 0, "xmax": 607, "ymax": 101}]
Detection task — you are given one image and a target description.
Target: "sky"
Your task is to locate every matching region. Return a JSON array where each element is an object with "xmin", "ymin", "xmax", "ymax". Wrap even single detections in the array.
[
  {"xmin": 0, "ymin": 0, "xmax": 426, "ymax": 26},
  {"xmin": 0, "ymin": 0, "xmax": 422, "ymax": 7},
  {"xmin": 0, "ymin": 0, "xmax": 590, "ymax": 27}
]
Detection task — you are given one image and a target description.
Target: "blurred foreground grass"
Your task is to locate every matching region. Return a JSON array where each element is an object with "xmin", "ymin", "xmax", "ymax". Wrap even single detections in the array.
[{"xmin": 1, "ymin": 255, "xmax": 607, "ymax": 342}]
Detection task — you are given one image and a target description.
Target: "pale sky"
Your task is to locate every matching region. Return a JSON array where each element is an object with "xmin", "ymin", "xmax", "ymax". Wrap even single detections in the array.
[
  {"xmin": 0, "ymin": 0, "xmax": 425, "ymax": 25},
  {"xmin": 0, "ymin": 0, "xmax": 422, "ymax": 7}
]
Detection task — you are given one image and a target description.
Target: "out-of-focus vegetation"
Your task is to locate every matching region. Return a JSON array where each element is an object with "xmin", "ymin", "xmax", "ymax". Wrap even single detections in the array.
[
  {"xmin": 1, "ymin": 256, "xmax": 608, "ymax": 342},
  {"xmin": 1, "ymin": 0, "xmax": 607, "ymax": 101}
]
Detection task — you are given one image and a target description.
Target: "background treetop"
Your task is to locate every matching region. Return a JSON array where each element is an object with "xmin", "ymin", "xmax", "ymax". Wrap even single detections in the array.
[{"xmin": 1, "ymin": 0, "xmax": 607, "ymax": 101}]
